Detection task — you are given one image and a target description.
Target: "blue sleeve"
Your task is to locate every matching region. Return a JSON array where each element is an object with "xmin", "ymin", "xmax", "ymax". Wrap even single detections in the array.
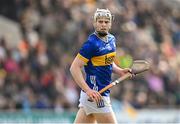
[{"xmin": 79, "ymin": 40, "xmax": 96, "ymax": 60}]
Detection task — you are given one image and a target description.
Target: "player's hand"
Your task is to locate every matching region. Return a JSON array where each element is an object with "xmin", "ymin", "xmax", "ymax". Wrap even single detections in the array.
[
  {"xmin": 86, "ymin": 89, "xmax": 102, "ymax": 104},
  {"xmin": 123, "ymin": 68, "xmax": 135, "ymax": 78}
]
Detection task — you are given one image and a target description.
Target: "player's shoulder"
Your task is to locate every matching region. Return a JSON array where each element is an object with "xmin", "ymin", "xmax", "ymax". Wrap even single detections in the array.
[
  {"xmin": 81, "ymin": 33, "xmax": 97, "ymax": 49},
  {"xmin": 108, "ymin": 33, "xmax": 116, "ymax": 41},
  {"xmin": 87, "ymin": 33, "xmax": 98, "ymax": 43}
]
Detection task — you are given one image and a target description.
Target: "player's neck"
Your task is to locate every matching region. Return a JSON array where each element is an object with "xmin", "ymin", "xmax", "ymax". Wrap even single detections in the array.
[{"xmin": 95, "ymin": 32, "xmax": 108, "ymax": 42}]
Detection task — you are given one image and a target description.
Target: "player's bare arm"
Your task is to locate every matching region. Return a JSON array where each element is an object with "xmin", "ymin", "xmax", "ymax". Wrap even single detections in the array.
[
  {"xmin": 70, "ymin": 56, "xmax": 102, "ymax": 103},
  {"xmin": 112, "ymin": 62, "xmax": 131, "ymax": 76}
]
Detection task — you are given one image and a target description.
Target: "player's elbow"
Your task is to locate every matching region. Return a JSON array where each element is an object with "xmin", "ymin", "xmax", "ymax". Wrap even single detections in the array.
[
  {"xmin": 70, "ymin": 64, "xmax": 74, "ymax": 75},
  {"xmin": 70, "ymin": 62, "xmax": 76, "ymax": 75}
]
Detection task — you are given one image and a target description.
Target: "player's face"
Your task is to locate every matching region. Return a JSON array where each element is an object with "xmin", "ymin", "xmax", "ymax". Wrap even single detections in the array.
[{"xmin": 94, "ymin": 17, "xmax": 112, "ymax": 36}]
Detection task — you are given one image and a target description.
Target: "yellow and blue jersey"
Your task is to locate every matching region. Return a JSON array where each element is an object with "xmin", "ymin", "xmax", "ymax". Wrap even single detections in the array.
[{"xmin": 77, "ymin": 33, "xmax": 116, "ymax": 96}]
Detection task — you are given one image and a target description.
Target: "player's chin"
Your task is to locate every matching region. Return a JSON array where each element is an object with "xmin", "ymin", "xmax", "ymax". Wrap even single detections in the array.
[
  {"xmin": 99, "ymin": 30, "xmax": 107, "ymax": 34},
  {"xmin": 97, "ymin": 30, "xmax": 108, "ymax": 36}
]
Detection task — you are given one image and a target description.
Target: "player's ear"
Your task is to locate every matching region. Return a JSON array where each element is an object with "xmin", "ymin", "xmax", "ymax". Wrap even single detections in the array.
[{"xmin": 109, "ymin": 21, "xmax": 112, "ymax": 29}]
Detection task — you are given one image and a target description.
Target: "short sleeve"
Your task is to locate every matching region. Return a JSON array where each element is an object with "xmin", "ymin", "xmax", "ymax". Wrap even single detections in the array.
[{"xmin": 78, "ymin": 40, "xmax": 95, "ymax": 63}]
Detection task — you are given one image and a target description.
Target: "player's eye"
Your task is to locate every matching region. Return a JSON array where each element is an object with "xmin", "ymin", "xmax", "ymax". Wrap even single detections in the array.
[
  {"xmin": 105, "ymin": 21, "xmax": 109, "ymax": 24},
  {"xmin": 98, "ymin": 20, "xmax": 103, "ymax": 23}
]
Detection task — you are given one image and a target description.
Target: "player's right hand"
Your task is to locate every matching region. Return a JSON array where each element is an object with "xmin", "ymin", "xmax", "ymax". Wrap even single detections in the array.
[{"xmin": 86, "ymin": 89, "xmax": 103, "ymax": 104}]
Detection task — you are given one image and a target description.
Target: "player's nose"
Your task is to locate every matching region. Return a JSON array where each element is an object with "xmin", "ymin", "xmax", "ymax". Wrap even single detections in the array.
[{"xmin": 102, "ymin": 22, "xmax": 107, "ymax": 26}]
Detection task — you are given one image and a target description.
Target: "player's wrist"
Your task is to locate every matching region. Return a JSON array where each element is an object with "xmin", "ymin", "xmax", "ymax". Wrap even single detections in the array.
[
  {"xmin": 84, "ymin": 87, "xmax": 91, "ymax": 93},
  {"xmin": 123, "ymin": 68, "xmax": 131, "ymax": 73}
]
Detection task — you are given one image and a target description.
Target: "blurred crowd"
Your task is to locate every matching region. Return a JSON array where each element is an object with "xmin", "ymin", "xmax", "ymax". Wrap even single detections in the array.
[{"xmin": 0, "ymin": 0, "xmax": 179, "ymax": 113}]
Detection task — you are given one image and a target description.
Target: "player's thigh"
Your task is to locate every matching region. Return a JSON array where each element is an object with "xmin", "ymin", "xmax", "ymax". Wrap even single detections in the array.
[
  {"xmin": 93, "ymin": 111, "xmax": 117, "ymax": 124},
  {"xmin": 74, "ymin": 107, "xmax": 96, "ymax": 123}
]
